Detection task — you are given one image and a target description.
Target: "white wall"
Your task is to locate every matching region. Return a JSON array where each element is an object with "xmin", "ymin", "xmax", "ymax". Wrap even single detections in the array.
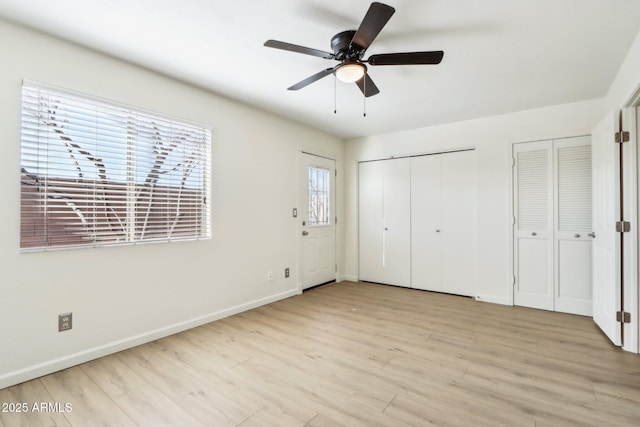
[
  {"xmin": 0, "ymin": 19, "xmax": 344, "ymax": 388},
  {"xmin": 605, "ymin": 27, "xmax": 640, "ymax": 109},
  {"xmin": 344, "ymin": 99, "xmax": 604, "ymax": 304}
]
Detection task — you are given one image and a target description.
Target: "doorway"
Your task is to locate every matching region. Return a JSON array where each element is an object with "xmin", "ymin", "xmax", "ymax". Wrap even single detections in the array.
[{"xmin": 300, "ymin": 153, "xmax": 336, "ymax": 290}]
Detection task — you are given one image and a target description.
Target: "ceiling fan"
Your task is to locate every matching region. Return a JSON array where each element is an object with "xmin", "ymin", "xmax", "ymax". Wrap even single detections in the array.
[{"xmin": 264, "ymin": 2, "xmax": 444, "ymax": 97}]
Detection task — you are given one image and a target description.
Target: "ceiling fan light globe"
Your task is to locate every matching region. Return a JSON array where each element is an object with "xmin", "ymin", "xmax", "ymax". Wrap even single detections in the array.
[{"xmin": 335, "ymin": 63, "xmax": 366, "ymax": 83}]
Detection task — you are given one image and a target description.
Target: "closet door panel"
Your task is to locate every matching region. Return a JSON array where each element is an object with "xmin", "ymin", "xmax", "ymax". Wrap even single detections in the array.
[
  {"xmin": 411, "ymin": 155, "xmax": 443, "ymax": 291},
  {"xmin": 383, "ymin": 158, "xmax": 411, "ymax": 287},
  {"xmin": 513, "ymin": 141, "xmax": 554, "ymax": 311},
  {"xmin": 554, "ymin": 137, "xmax": 593, "ymax": 315},
  {"xmin": 358, "ymin": 161, "xmax": 384, "ymax": 283},
  {"xmin": 441, "ymin": 150, "xmax": 476, "ymax": 296}
]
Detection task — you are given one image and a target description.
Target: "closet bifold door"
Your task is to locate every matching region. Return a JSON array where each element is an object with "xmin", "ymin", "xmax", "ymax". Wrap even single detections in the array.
[
  {"xmin": 411, "ymin": 150, "xmax": 476, "ymax": 296},
  {"xmin": 513, "ymin": 141, "xmax": 554, "ymax": 310},
  {"xmin": 554, "ymin": 136, "xmax": 593, "ymax": 315},
  {"xmin": 441, "ymin": 150, "xmax": 476, "ymax": 296},
  {"xmin": 358, "ymin": 160, "xmax": 385, "ymax": 283},
  {"xmin": 382, "ymin": 158, "xmax": 411, "ymax": 287},
  {"xmin": 358, "ymin": 158, "xmax": 411, "ymax": 287},
  {"xmin": 411, "ymin": 154, "xmax": 443, "ymax": 292}
]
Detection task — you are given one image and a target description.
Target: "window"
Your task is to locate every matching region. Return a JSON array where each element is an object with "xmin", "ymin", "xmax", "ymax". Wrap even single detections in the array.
[
  {"xmin": 308, "ymin": 166, "xmax": 330, "ymax": 226},
  {"xmin": 20, "ymin": 83, "xmax": 211, "ymax": 250}
]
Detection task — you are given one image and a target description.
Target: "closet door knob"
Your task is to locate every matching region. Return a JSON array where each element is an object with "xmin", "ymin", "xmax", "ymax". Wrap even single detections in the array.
[
  {"xmin": 436, "ymin": 229, "xmax": 441, "ymax": 233},
  {"xmin": 531, "ymin": 232, "xmax": 537, "ymax": 236},
  {"xmin": 384, "ymin": 227, "xmax": 388, "ymax": 231},
  {"xmin": 588, "ymin": 232, "xmax": 596, "ymax": 238},
  {"xmin": 574, "ymin": 234, "xmax": 581, "ymax": 238}
]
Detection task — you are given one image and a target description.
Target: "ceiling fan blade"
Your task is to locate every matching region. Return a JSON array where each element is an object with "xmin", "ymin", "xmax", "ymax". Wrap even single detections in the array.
[
  {"xmin": 367, "ymin": 51, "xmax": 444, "ymax": 66},
  {"xmin": 355, "ymin": 73, "xmax": 380, "ymax": 97},
  {"xmin": 288, "ymin": 68, "xmax": 335, "ymax": 91},
  {"xmin": 264, "ymin": 40, "xmax": 334, "ymax": 59},
  {"xmin": 350, "ymin": 2, "xmax": 395, "ymax": 51}
]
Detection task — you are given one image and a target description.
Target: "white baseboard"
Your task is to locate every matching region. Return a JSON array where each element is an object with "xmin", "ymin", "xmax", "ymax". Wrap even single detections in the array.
[
  {"xmin": 341, "ymin": 275, "xmax": 359, "ymax": 282},
  {"xmin": 0, "ymin": 288, "xmax": 299, "ymax": 390},
  {"xmin": 474, "ymin": 294, "xmax": 512, "ymax": 306}
]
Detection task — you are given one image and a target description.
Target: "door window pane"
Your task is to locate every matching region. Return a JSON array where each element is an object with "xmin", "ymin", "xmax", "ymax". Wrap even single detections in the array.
[{"xmin": 308, "ymin": 166, "xmax": 330, "ymax": 226}]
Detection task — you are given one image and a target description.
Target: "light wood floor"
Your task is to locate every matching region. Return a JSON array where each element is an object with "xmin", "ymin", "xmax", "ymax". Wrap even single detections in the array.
[{"xmin": 2, "ymin": 281, "xmax": 640, "ymax": 426}]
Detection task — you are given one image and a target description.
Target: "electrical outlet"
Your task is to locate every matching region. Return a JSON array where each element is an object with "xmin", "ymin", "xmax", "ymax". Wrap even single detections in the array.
[
  {"xmin": 285, "ymin": 268, "xmax": 290, "ymax": 278},
  {"xmin": 58, "ymin": 313, "xmax": 72, "ymax": 332},
  {"xmin": 267, "ymin": 271, "xmax": 273, "ymax": 282}
]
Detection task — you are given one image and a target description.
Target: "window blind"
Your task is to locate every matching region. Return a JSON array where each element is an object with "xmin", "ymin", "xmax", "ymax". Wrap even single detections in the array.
[{"xmin": 20, "ymin": 83, "xmax": 211, "ymax": 250}]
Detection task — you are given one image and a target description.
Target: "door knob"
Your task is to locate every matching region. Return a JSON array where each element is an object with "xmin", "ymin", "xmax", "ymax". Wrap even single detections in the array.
[
  {"xmin": 384, "ymin": 227, "xmax": 388, "ymax": 231},
  {"xmin": 574, "ymin": 234, "xmax": 581, "ymax": 238},
  {"xmin": 436, "ymin": 229, "xmax": 441, "ymax": 233},
  {"xmin": 588, "ymin": 232, "xmax": 596, "ymax": 238},
  {"xmin": 302, "ymin": 231, "xmax": 309, "ymax": 236},
  {"xmin": 531, "ymin": 232, "xmax": 537, "ymax": 236}
]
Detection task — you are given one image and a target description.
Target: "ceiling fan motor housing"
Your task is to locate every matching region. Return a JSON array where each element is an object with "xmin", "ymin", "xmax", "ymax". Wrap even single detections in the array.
[{"xmin": 331, "ymin": 30, "xmax": 363, "ymax": 60}]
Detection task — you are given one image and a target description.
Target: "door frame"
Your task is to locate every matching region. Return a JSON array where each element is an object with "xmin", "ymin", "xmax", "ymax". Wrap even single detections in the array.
[
  {"xmin": 622, "ymin": 105, "xmax": 638, "ymax": 353},
  {"xmin": 618, "ymin": 85, "xmax": 640, "ymax": 353},
  {"xmin": 297, "ymin": 150, "xmax": 338, "ymax": 293}
]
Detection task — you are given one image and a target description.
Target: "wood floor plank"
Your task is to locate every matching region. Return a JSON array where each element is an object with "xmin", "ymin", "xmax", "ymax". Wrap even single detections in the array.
[
  {"xmin": 305, "ymin": 413, "xmax": 346, "ymax": 427},
  {"xmin": 232, "ymin": 358, "xmax": 411, "ymax": 427},
  {"xmin": 384, "ymin": 393, "xmax": 536, "ymax": 427},
  {"xmin": 40, "ymin": 368, "xmax": 136, "ymax": 427},
  {"xmin": 79, "ymin": 354, "xmax": 147, "ymax": 399},
  {"xmin": 115, "ymin": 345, "xmax": 252, "ymax": 426},
  {"xmin": 2, "ymin": 281, "xmax": 640, "ymax": 426},
  {"xmin": 147, "ymin": 333, "xmax": 318, "ymax": 425},
  {"xmin": 113, "ymin": 384, "xmax": 206, "ymax": 427}
]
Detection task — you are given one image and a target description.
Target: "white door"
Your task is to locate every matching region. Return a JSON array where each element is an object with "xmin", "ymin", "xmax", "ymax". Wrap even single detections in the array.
[
  {"xmin": 592, "ymin": 112, "xmax": 622, "ymax": 345},
  {"xmin": 382, "ymin": 158, "xmax": 411, "ymax": 287},
  {"xmin": 411, "ymin": 154, "xmax": 443, "ymax": 292},
  {"xmin": 358, "ymin": 158, "xmax": 411, "ymax": 287},
  {"xmin": 358, "ymin": 161, "xmax": 384, "ymax": 283},
  {"xmin": 301, "ymin": 153, "xmax": 336, "ymax": 289},
  {"xmin": 411, "ymin": 151, "xmax": 476, "ymax": 296},
  {"xmin": 513, "ymin": 141, "xmax": 554, "ymax": 311},
  {"xmin": 441, "ymin": 150, "xmax": 476, "ymax": 297},
  {"xmin": 554, "ymin": 137, "xmax": 593, "ymax": 316}
]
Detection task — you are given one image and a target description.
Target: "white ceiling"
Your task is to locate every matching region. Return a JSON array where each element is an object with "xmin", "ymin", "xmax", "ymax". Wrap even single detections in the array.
[{"xmin": 1, "ymin": 0, "xmax": 640, "ymax": 139}]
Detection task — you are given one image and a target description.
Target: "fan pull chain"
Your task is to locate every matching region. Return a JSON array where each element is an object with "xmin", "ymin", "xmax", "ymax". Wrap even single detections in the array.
[
  {"xmin": 363, "ymin": 74, "xmax": 367, "ymax": 117},
  {"xmin": 334, "ymin": 74, "xmax": 337, "ymax": 114}
]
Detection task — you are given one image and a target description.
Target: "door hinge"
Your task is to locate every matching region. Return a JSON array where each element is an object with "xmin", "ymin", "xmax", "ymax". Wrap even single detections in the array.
[
  {"xmin": 616, "ymin": 221, "xmax": 631, "ymax": 232},
  {"xmin": 335, "ymin": 216, "xmax": 338, "ymax": 224},
  {"xmin": 616, "ymin": 311, "xmax": 631, "ymax": 323},
  {"xmin": 335, "ymin": 264, "xmax": 338, "ymax": 272},
  {"xmin": 614, "ymin": 131, "xmax": 630, "ymax": 143},
  {"xmin": 513, "ymin": 276, "xmax": 516, "ymax": 286},
  {"xmin": 511, "ymin": 157, "xmax": 515, "ymax": 167},
  {"xmin": 335, "ymin": 169, "xmax": 337, "ymax": 177}
]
